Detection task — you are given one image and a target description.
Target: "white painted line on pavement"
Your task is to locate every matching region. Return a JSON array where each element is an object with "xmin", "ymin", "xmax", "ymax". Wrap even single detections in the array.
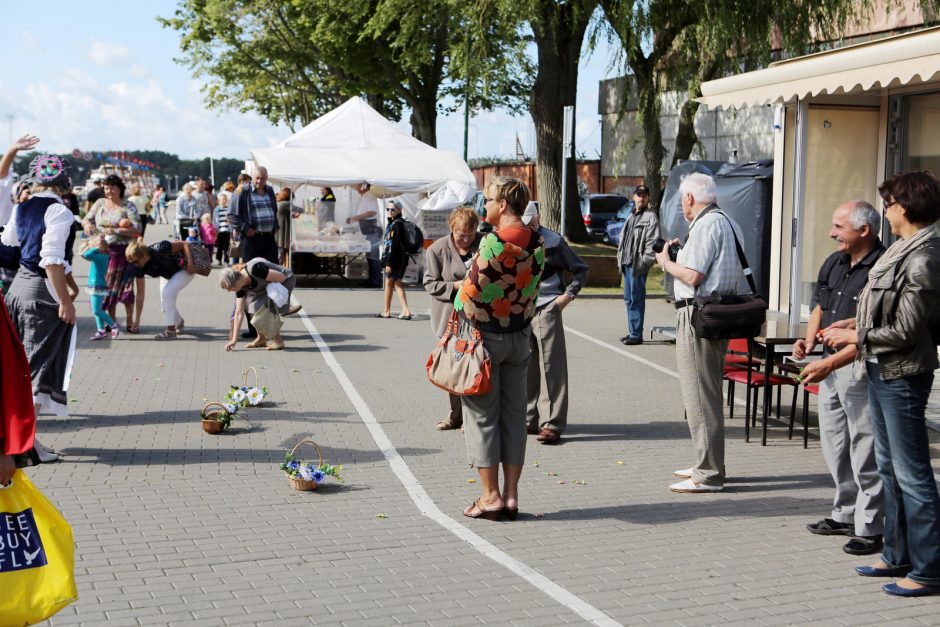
[
  {"xmin": 297, "ymin": 307, "xmax": 622, "ymax": 627},
  {"xmin": 565, "ymin": 327, "xmax": 680, "ymax": 379},
  {"xmin": 565, "ymin": 326, "xmax": 749, "ymax": 407}
]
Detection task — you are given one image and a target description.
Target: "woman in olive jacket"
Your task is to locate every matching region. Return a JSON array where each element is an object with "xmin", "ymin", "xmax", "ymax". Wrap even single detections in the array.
[{"xmin": 824, "ymin": 170, "xmax": 940, "ymax": 597}]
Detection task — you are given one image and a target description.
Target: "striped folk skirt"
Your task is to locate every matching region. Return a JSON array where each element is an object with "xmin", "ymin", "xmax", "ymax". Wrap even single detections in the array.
[{"xmin": 5, "ymin": 267, "xmax": 77, "ymax": 416}]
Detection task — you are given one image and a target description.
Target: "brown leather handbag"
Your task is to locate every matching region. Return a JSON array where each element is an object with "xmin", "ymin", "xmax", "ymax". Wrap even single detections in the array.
[{"xmin": 426, "ymin": 311, "xmax": 492, "ymax": 396}]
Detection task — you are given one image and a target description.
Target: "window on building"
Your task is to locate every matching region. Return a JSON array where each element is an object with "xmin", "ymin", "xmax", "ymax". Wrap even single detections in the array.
[{"xmin": 901, "ymin": 92, "xmax": 940, "ymax": 173}]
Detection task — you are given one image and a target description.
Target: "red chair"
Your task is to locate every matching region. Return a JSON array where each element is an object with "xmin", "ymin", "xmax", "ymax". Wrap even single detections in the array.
[
  {"xmin": 722, "ymin": 339, "xmax": 799, "ymax": 442},
  {"xmin": 724, "ymin": 338, "xmax": 762, "ymax": 410},
  {"xmin": 796, "ymin": 384, "xmax": 820, "ymax": 449}
]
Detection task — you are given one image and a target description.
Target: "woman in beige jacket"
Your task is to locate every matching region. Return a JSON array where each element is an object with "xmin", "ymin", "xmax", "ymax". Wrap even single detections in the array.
[{"xmin": 422, "ymin": 207, "xmax": 481, "ymax": 431}]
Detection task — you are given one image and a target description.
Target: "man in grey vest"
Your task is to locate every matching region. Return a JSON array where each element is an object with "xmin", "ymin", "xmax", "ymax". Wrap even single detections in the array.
[
  {"xmin": 795, "ymin": 200, "xmax": 885, "ymax": 556},
  {"xmin": 616, "ymin": 184, "xmax": 660, "ymax": 345}
]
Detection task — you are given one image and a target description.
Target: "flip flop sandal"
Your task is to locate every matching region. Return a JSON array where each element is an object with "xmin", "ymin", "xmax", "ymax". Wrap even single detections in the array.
[
  {"xmin": 374, "ymin": 313, "xmax": 391, "ymax": 318},
  {"xmin": 435, "ymin": 419, "xmax": 462, "ymax": 431},
  {"xmin": 463, "ymin": 499, "xmax": 503, "ymax": 521},
  {"xmin": 154, "ymin": 330, "xmax": 178, "ymax": 340}
]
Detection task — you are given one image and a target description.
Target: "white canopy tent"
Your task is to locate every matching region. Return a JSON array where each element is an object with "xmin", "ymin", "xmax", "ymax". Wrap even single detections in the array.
[{"xmin": 250, "ymin": 96, "xmax": 476, "ymax": 199}]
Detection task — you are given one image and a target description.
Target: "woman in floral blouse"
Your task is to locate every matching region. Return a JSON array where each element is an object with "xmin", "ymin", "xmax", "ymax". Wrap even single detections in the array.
[
  {"xmin": 81, "ymin": 174, "xmax": 141, "ymax": 335},
  {"xmin": 455, "ymin": 176, "xmax": 544, "ymax": 521}
]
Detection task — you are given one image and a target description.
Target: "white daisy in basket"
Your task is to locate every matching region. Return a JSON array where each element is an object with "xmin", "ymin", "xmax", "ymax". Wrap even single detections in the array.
[
  {"xmin": 231, "ymin": 388, "xmax": 247, "ymax": 403},
  {"xmin": 246, "ymin": 387, "xmax": 264, "ymax": 406},
  {"xmin": 298, "ymin": 465, "xmax": 316, "ymax": 482}
]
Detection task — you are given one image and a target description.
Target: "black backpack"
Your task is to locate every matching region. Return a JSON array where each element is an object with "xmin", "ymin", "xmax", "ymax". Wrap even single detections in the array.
[{"xmin": 399, "ymin": 219, "xmax": 424, "ymax": 255}]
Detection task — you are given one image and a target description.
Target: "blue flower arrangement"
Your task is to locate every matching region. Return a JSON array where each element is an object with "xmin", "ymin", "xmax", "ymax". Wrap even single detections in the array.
[{"xmin": 280, "ymin": 440, "xmax": 342, "ymax": 491}]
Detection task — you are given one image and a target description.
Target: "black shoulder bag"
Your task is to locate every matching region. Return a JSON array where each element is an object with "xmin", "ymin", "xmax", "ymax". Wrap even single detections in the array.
[{"xmin": 691, "ymin": 213, "xmax": 767, "ymax": 339}]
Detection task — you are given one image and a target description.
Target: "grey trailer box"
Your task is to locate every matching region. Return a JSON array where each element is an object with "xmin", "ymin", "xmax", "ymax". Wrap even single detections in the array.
[{"xmin": 659, "ymin": 160, "xmax": 773, "ymax": 300}]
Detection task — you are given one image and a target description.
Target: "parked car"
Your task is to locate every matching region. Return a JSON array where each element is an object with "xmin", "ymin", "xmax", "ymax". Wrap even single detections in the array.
[
  {"xmin": 580, "ymin": 194, "xmax": 630, "ymax": 240},
  {"xmin": 603, "ymin": 200, "xmax": 637, "ymax": 246}
]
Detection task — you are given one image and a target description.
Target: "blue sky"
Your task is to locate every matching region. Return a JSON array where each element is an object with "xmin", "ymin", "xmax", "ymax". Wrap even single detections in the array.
[{"xmin": 0, "ymin": 1, "xmax": 619, "ymax": 162}]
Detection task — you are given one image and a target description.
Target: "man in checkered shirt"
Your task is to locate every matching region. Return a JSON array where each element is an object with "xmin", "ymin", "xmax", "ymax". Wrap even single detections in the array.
[
  {"xmin": 655, "ymin": 172, "xmax": 747, "ymax": 494},
  {"xmin": 228, "ymin": 166, "xmax": 279, "ymax": 265}
]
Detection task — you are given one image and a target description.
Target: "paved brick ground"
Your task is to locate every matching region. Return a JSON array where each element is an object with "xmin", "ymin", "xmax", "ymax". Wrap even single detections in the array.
[{"xmin": 31, "ymin": 223, "xmax": 940, "ymax": 625}]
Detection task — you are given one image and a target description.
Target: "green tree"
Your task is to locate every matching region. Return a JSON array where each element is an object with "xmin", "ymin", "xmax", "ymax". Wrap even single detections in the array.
[
  {"xmin": 599, "ymin": 0, "xmax": 940, "ymax": 211},
  {"xmin": 161, "ymin": 0, "xmax": 530, "ymax": 146},
  {"xmin": 474, "ymin": 0, "xmax": 596, "ymax": 241}
]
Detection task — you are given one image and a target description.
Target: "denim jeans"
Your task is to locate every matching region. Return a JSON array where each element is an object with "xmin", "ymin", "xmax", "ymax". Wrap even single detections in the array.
[
  {"xmin": 866, "ymin": 362, "xmax": 940, "ymax": 585},
  {"xmin": 621, "ymin": 265, "xmax": 647, "ymax": 339}
]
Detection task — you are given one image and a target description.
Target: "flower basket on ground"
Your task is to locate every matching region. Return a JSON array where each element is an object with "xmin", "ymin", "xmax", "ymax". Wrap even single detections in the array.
[
  {"xmin": 224, "ymin": 367, "xmax": 268, "ymax": 409},
  {"xmin": 280, "ymin": 440, "xmax": 343, "ymax": 491},
  {"xmin": 200, "ymin": 402, "xmax": 236, "ymax": 434}
]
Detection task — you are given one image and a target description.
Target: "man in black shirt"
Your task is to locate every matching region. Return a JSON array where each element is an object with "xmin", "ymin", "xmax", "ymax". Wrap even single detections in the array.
[
  {"xmin": 793, "ymin": 200, "xmax": 885, "ymax": 556},
  {"xmin": 84, "ymin": 177, "xmax": 104, "ymax": 215}
]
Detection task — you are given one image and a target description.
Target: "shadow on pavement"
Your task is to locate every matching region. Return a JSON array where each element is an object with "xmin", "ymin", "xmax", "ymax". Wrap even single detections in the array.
[
  {"xmin": 55, "ymin": 445, "xmax": 442, "ymax": 466},
  {"xmin": 562, "ymin": 422, "xmax": 691, "ymax": 442},
  {"xmin": 41, "ymin": 409, "xmax": 358, "ymax": 431},
  {"xmin": 540, "ymin": 491, "xmax": 830, "ymax": 523},
  {"xmin": 316, "ymin": 333, "xmax": 365, "ymax": 343}
]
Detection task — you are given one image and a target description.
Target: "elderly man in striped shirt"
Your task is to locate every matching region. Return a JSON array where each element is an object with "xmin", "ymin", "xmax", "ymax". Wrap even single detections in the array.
[{"xmin": 656, "ymin": 172, "xmax": 748, "ymax": 494}]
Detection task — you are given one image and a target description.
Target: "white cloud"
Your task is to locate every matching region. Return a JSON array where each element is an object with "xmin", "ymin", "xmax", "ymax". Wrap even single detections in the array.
[
  {"xmin": 0, "ymin": 73, "xmax": 286, "ymax": 160},
  {"xmin": 21, "ymin": 32, "xmax": 43, "ymax": 55},
  {"xmin": 88, "ymin": 41, "xmax": 131, "ymax": 66}
]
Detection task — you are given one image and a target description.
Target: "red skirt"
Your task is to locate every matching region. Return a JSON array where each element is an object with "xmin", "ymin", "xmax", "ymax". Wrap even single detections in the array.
[{"xmin": 0, "ymin": 292, "xmax": 36, "ymax": 455}]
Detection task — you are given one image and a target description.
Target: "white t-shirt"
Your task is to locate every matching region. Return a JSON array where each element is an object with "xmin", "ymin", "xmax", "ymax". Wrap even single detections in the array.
[{"xmin": 0, "ymin": 173, "xmax": 16, "ymax": 225}]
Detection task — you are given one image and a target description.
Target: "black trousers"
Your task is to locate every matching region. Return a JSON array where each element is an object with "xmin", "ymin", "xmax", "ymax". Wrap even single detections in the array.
[
  {"xmin": 215, "ymin": 231, "xmax": 231, "ymax": 263},
  {"xmin": 242, "ymin": 232, "xmax": 278, "ymax": 264}
]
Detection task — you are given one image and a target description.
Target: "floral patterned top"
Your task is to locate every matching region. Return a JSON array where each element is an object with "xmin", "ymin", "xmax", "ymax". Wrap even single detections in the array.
[
  {"xmin": 89, "ymin": 198, "xmax": 142, "ymax": 245},
  {"xmin": 454, "ymin": 229, "xmax": 545, "ymax": 333}
]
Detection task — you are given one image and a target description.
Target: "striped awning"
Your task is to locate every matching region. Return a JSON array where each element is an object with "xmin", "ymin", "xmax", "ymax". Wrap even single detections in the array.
[{"xmin": 698, "ymin": 26, "xmax": 940, "ymax": 109}]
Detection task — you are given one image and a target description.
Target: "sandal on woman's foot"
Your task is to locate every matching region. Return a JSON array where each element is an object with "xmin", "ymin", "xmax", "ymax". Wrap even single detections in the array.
[
  {"xmin": 110, "ymin": 324, "xmax": 120, "ymax": 339},
  {"xmin": 374, "ymin": 313, "xmax": 391, "ymax": 318},
  {"xmin": 463, "ymin": 499, "xmax": 503, "ymax": 521},
  {"xmin": 126, "ymin": 324, "xmax": 140, "ymax": 334},
  {"xmin": 90, "ymin": 330, "xmax": 109, "ymax": 341},
  {"xmin": 435, "ymin": 418, "xmax": 462, "ymax": 431},
  {"xmin": 398, "ymin": 313, "xmax": 412, "ymax": 320},
  {"xmin": 502, "ymin": 506, "xmax": 519, "ymax": 521},
  {"xmin": 154, "ymin": 330, "xmax": 177, "ymax": 340}
]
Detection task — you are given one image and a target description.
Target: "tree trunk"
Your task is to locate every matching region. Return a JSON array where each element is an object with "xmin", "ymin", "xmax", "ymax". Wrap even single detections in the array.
[
  {"xmin": 671, "ymin": 59, "xmax": 722, "ymax": 168},
  {"xmin": 528, "ymin": 0, "xmax": 593, "ymax": 242},
  {"xmin": 409, "ymin": 100, "xmax": 438, "ymax": 148},
  {"xmin": 671, "ymin": 97, "xmax": 699, "ymax": 170},
  {"xmin": 634, "ymin": 65, "xmax": 665, "ymax": 214}
]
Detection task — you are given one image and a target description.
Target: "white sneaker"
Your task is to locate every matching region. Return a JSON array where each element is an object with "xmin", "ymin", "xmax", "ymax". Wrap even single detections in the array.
[
  {"xmin": 669, "ymin": 478, "xmax": 723, "ymax": 493},
  {"xmin": 33, "ymin": 438, "xmax": 59, "ymax": 463},
  {"xmin": 673, "ymin": 467, "xmax": 694, "ymax": 479}
]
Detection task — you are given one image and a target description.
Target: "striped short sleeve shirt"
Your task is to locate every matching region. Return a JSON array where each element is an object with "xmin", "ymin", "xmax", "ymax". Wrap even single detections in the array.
[{"xmin": 674, "ymin": 206, "xmax": 747, "ymax": 300}]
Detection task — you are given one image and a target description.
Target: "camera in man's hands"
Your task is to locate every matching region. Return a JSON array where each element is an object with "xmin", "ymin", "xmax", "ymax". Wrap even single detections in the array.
[{"xmin": 652, "ymin": 237, "xmax": 682, "ymax": 262}]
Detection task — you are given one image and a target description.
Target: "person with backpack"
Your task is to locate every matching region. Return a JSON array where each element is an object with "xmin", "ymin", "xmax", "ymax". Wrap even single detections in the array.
[{"xmin": 375, "ymin": 199, "xmax": 413, "ymax": 320}]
